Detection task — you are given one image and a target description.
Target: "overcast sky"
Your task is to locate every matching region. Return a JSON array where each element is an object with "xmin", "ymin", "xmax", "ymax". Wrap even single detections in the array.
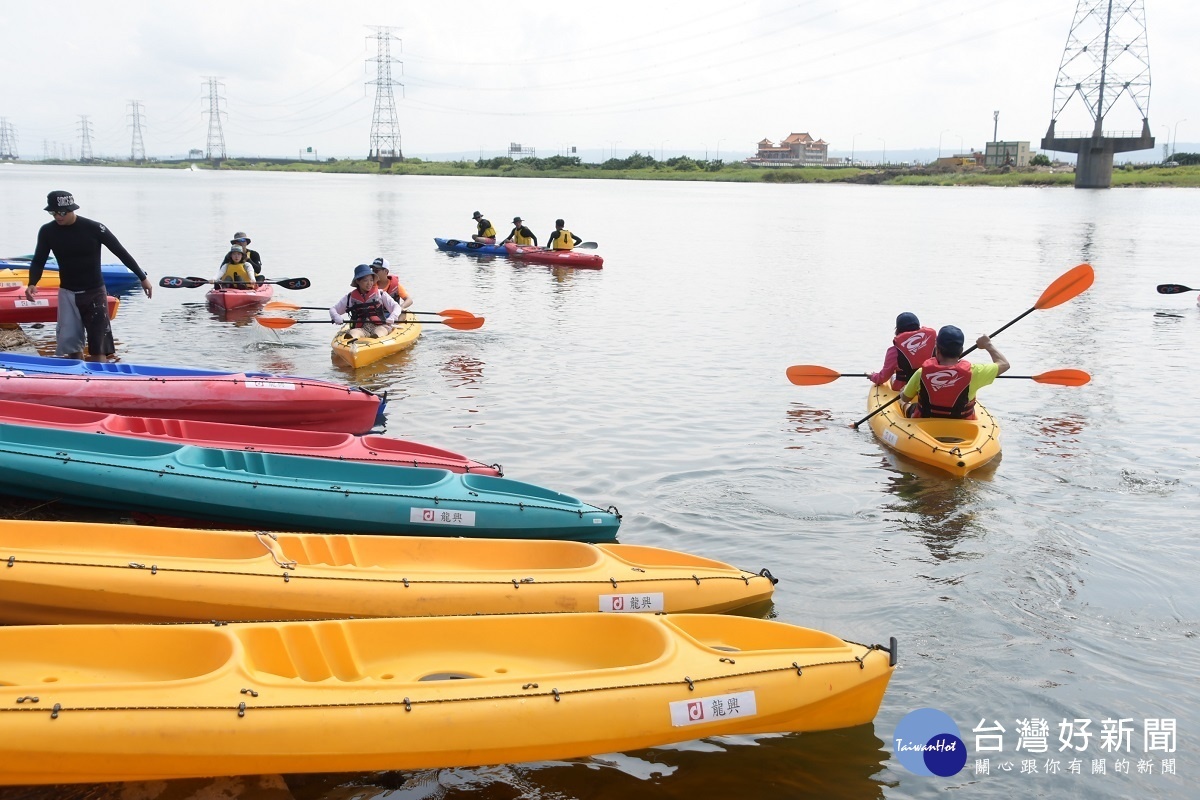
[{"xmin": 1, "ymin": 0, "xmax": 1195, "ymax": 161}]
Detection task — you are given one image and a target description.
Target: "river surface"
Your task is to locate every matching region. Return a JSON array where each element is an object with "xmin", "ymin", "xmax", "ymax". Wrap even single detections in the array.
[{"xmin": 0, "ymin": 165, "xmax": 1197, "ymax": 799}]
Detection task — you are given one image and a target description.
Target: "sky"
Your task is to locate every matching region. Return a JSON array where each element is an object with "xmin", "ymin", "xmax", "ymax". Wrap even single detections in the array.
[{"xmin": 1, "ymin": 0, "xmax": 1196, "ymax": 162}]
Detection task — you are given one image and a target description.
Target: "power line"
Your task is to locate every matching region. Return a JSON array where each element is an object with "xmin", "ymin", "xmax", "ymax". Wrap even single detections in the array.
[
  {"xmin": 365, "ymin": 25, "xmax": 403, "ymax": 164},
  {"xmin": 128, "ymin": 100, "xmax": 146, "ymax": 162}
]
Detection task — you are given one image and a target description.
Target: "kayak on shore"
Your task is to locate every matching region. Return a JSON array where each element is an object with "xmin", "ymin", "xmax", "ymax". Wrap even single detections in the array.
[{"xmin": 0, "ymin": 285, "xmax": 119, "ymax": 324}]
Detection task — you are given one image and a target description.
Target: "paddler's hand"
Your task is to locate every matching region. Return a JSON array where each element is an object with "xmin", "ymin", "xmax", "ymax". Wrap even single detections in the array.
[
  {"xmin": 24, "ymin": 284, "xmax": 37, "ymax": 301},
  {"xmin": 140, "ymin": 277, "xmax": 153, "ymax": 299}
]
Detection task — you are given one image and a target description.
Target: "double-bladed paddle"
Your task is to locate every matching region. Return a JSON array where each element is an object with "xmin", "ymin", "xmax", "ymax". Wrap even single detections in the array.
[
  {"xmin": 256, "ymin": 316, "xmax": 485, "ymax": 331},
  {"xmin": 160, "ymin": 276, "xmax": 311, "ymax": 290},
  {"xmin": 263, "ymin": 301, "xmax": 475, "ymax": 318},
  {"xmin": 786, "ymin": 365, "xmax": 1091, "ymax": 387},
  {"xmin": 1157, "ymin": 284, "xmax": 1198, "ymax": 294},
  {"xmin": 847, "ymin": 263, "xmax": 1095, "ymax": 428}
]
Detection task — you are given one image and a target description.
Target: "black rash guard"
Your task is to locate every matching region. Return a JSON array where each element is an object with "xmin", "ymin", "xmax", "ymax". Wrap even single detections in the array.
[{"xmin": 28, "ymin": 216, "xmax": 146, "ymax": 292}]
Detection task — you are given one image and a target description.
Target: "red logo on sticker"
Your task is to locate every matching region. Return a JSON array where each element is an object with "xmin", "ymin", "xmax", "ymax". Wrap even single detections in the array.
[
  {"xmin": 422, "ymin": 509, "xmax": 435, "ymax": 522},
  {"xmin": 687, "ymin": 701, "xmax": 704, "ymax": 721},
  {"xmin": 612, "ymin": 597, "xmax": 624, "ymax": 610}
]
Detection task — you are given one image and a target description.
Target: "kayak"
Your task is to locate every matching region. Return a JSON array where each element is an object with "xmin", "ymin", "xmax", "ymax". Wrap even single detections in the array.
[
  {"xmin": 0, "ymin": 398, "xmax": 500, "ymax": 475},
  {"xmin": 0, "ymin": 614, "xmax": 895, "ymax": 785},
  {"xmin": 866, "ymin": 383, "xmax": 1001, "ymax": 477},
  {"xmin": 434, "ymin": 237, "xmax": 509, "ymax": 256},
  {"xmin": 0, "ymin": 259, "xmax": 144, "ymax": 292},
  {"xmin": 331, "ymin": 314, "xmax": 421, "ymax": 368},
  {"xmin": 205, "ymin": 282, "xmax": 273, "ymax": 310},
  {"xmin": 0, "ymin": 351, "xmax": 256, "ymax": 377},
  {"xmin": 0, "ymin": 267, "xmax": 59, "ymax": 289},
  {"xmin": 0, "ymin": 519, "xmax": 776, "ymax": 624},
  {"xmin": 0, "ymin": 371, "xmax": 384, "ymax": 434},
  {"xmin": 505, "ymin": 243, "xmax": 604, "ymax": 269},
  {"xmin": 0, "ymin": 285, "xmax": 119, "ymax": 324},
  {"xmin": 0, "ymin": 422, "xmax": 620, "ymax": 540}
]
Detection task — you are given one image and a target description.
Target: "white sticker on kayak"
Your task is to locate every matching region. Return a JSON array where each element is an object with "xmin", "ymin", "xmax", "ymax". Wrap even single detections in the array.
[
  {"xmin": 670, "ymin": 691, "xmax": 757, "ymax": 727},
  {"xmin": 13, "ymin": 299, "xmax": 50, "ymax": 307},
  {"xmin": 0, "ymin": 281, "xmax": 25, "ymax": 288},
  {"xmin": 410, "ymin": 508, "xmax": 476, "ymax": 527},
  {"xmin": 245, "ymin": 381, "xmax": 297, "ymax": 390},
  {"xmin": 599, "ymin": 593, "xmax": 664, "ymax": 613},
  {"xmin": 883, "ymin": 430, "xmax": 899, "ymax": 446}
]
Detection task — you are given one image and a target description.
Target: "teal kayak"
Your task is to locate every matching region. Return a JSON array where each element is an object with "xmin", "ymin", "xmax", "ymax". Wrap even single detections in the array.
[{"xmin": 0, "ymin": 423, "xmax": 621, "ymax": 542}]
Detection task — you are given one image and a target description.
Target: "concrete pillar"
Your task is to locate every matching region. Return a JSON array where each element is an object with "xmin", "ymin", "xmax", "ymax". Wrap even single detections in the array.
[{"xmin": 1074, "ymin": 138, "xmax": 1116, "ymax": 189}]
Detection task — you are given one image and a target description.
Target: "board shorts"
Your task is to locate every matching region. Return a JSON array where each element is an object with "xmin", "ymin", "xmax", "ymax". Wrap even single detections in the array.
[{"xmin": 56, "ymin": 286, "xmax": 114, "ymax": 357}]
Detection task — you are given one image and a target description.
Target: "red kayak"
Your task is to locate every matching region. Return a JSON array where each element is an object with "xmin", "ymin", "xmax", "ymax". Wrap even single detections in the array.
[
  {"xmin": 0, "ymin": 286, "xmax": 120, "ymax": 324},
  {"xmin": 206, "ymin": 283, "xmax": 273, "ymax": 310},
  {"xmin": 504, "ymin": 243, "xmax": 604, "ymax": 269},
  {"xmin": 0, "ymin": 399, "xmax": 500, "ymax": 475},
  {"xmin": 0, "ymin": 372, "xmax": 383, "ymax": 434}
]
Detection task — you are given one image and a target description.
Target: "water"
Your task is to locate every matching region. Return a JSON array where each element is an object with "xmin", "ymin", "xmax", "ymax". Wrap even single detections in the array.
[{"xmin": 0, "ymin": 165, "xmax": 1197, "ymax": 799}]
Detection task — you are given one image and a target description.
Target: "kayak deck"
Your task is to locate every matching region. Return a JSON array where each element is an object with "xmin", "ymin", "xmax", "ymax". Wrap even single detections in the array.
[
  {"xmin": 331, "ymin": 315, "xmax": 421, "ymax": 368},
  {"xmin": 866, "ymin": 384, "xmax": 1001, "ymax": 477}
]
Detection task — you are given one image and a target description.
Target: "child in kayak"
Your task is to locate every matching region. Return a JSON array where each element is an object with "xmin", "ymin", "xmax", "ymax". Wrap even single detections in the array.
[
  {"xmin": 215, "ymin": 245, "xmax": 255, "ymax": 289},
  {"xmin": 370, "ymin": 257, "xmax": 414, "ymax": 310},
  {"xmin": 870, "ymin": 312, "xmax": 936, "ymax": 391},
  {"xmin": 900, "ymin": 325, "xmax": 1010, "ymax": 419},
  {"xmin": 329, "ymin": 264, "xmax": 402, "ymax": 340}
]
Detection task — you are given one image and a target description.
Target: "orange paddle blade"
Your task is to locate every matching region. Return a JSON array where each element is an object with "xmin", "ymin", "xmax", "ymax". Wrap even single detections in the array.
[
  {"xmin": 785, "ymin": 365, "xmax": 844, "ymax": 386},
  {"xmin": 1036, "ymin": 263, "xmax": 1094, "ymax": 310},
  {"xmin": 439, "ymin": 308, "xmax": 475, "ymax": 318},
  {"xmin": 255, "ymin": 317, "xmax": 299, "ymax": 329},
  {"xmin": 1033, "ymin": 369, "xmax": 1091, "ymax": 386},
  {"xmin": 441, "ymin": 315, "xmax": 484, "ymax": 330},
  {"xmin": 265, "ymin": 301, "xmax": 302, "ymax": 311}
]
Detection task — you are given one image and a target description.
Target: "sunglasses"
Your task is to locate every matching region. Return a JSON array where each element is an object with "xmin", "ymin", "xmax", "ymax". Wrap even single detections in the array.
[{"xmin": 49, "ymin": 210, "xmax": 71, "ymax": 217}]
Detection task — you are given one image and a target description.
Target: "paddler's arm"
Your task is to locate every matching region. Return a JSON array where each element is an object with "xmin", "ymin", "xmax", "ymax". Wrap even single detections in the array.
[{"xmin": 976, "ymin": 335, "xmax": 1010, "ymax": 375}]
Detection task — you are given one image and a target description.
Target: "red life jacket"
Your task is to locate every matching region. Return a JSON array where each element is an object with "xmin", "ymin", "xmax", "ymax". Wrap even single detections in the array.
[
  {"xmin": 380, "ymin": 275, "xmax": 408, "ymax": 302},
  {"xmin": 916, "ymin": 358, "xmax": 976, "ymax": 419},
  {"xmin": 346, "ymin": 288, "xmax": 386, "ymax": 327},
  {"xmin": 892, "ymin": 327, "xmax": 936, "ymax": 383}
]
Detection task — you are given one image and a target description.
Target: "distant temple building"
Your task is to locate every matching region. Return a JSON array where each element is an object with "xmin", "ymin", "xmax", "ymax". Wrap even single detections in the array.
[{"xmin": 747, "ymin": 132, "xmax": 829, "ymax": 166}]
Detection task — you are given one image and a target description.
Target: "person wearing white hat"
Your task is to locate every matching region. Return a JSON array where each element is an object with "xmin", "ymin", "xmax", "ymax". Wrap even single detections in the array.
[{"xmin": 370, "ymin": 258, "xmax": 413, "ymax": 310}]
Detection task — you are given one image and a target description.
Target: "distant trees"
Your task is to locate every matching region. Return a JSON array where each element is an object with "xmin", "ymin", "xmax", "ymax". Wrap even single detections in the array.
[
  {"xmin": 1030, "ymin": 154, "xmax": 1051, "ymax": 167},
  {"xmin": 1170, "ymin": 152, "xmax": 1199, "ymax": 166}
]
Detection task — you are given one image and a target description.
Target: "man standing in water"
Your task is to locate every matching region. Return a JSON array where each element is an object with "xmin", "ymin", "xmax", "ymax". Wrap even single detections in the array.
[{"xmin": 25, "ymin": 190, "xmax": 153, "ymax": 359}]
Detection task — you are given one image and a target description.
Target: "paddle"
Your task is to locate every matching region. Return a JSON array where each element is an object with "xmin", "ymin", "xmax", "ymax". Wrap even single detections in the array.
[
  {"xmin": 1157, "ymin": 284, "xmax": 1198, "ymax": 294},
  {"xmin": 256, "ymin": 316, "xmax": 485, "ymax": 331},
  {"xmin": 787, "ymin": 365, "xmax": 1090, "ymax": 387},
  {"xmin": 160, "ymin": 276, "xmax": 311, "ymax": 290},
  {"xmin": 576, "ymin": 242, "xmax": 598, "ymax": 249},
  {"xmin": 263, "ymin": 301, "xmax": 475, "ymax": 318},
  {"xmin": 850, "ymin": 263, "xmax": 1095, "ymax": 428}
]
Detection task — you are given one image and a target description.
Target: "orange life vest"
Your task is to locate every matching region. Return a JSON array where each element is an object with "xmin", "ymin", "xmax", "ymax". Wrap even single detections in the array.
[{"xmin": 916, "ymin": 358, "xmax": 975, "ymax": 419}]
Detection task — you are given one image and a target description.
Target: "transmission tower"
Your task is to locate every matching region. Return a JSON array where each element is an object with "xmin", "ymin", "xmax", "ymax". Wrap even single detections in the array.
[
  {"xmin": 128, "ymin": 100, "xmax": 147, "ymax": 163},
  {"xmin": 1042, "ymin": 0, "xmax": 1153, "ymax": 188},
  {"xmin": 365, "ymin": 25, "xmax": 404, "ymax": 165},
  {"xmin": 77, "ymin": 115, "xmax": 94, "ymax": 162},
  {"xmin": 202, "ymin": 76, "xmax": 227, "ymax": 161},
  {"xmin": 0, "ymin": 118, "xmax": 17, "ymax": 160}
]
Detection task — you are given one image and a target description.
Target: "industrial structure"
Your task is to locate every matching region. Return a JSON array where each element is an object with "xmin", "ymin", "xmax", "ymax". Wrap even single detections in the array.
[
  {"xmin": 1041, "ymin": 0, "xmax": 1154, "ymax": 188},
  {"xmin": 77, "ymin": 115, "xmax": 94, "ymax": 162},
  {"xmin": 128, "ymin": 101, "xmax": 146, "ymax": 163},
  {"xmin": 366, "ymin": 25, "xmax": 403, "ymax": 166},
  {"xmin": 202, "ymin": 77, "xmax": 227, "ymax": 162},
  {"xmin": 0, "ymin": 118, "xmax": 16, "ymax": 160}
]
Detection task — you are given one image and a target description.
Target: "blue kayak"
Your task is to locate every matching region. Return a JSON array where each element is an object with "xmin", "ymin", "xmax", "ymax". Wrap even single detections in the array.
[
  {"xmin": 0, "ymin": 352, "xmax": 253, "ymax": 377},
  {"xmin": 0, "ymin": 258, "xmax": 144, "ymax": 293},
  {"xmin": 0, "ymin": 422, "xmax": 622, "ymax": 542},
  {"xmin": 434, "ymin": 238, "xmax": 509, "ymax": 256}
]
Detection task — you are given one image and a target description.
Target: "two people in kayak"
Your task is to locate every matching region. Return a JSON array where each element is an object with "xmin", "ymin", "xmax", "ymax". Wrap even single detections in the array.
[
  {"xmin": 329, "ymin": 261, "xmax": 412, "ymax": 340},
  {"xmin": 872, "ymin": 312, "xmax": 1010, "ymax": 420},
  {"xmin": 215, "ymin": 232, "xmax": 264, "ymax": 289}
]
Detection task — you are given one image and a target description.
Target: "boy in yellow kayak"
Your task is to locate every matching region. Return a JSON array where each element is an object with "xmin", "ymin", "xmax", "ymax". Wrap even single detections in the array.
[{"xmin": 900, "ymin": 325, "xmax": 1010, "ymax": 419}]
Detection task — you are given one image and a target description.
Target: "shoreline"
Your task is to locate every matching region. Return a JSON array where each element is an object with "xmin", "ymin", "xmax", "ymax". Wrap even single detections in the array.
[{"xmin": 9, "ymin": 159, "xmax": 1199, "ymax": 187}]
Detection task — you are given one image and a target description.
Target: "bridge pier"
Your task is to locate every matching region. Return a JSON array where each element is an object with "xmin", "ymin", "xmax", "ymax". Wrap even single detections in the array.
[{"xmin": 1042, "ymin": 119, "xmax": 1155, "ymax": 189}]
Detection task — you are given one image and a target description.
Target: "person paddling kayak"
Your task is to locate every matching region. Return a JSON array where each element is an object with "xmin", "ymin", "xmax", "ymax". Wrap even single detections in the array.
[
  {"xmin": 547, "ymin": 219, "xmax": 583, "ymax": 251},
  {"xmin": 870, "ymin": 312, "xmax": 937, "ymax": 391},
  {"xmin": 500, "ymin": 216, "xmax": 538, "ymax": 246},
  {"xmin": 329, "ymin": 264, "xmax": 402, "ymax": 341},
  {"xmin": 471, "ymin": 211, "xmax": 496, "ymax": 244},
  {"xmin": 215, "ymin": 245, "xmax": 255, "ymax": 289},
  {"xmin": 900, "ymin": 325, "xmax": 1010, "ymax": 419}
]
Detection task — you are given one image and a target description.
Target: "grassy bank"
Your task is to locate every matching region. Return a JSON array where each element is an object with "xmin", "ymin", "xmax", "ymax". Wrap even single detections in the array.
[{"xmin": 21, "ymin": 157, "xmax": 1200, "ymax": 187}]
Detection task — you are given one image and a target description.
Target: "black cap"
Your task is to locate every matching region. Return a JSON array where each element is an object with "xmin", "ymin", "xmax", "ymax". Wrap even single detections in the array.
[
  {"xmin": 895, "ymin": 312, "xmax": 920, "ymax": 332},
  {"xmin": 45, "ymin": 190, "xmax": 79, "ymax": 212},
  {"xmin": 936, "ymin": 325, "xmax": 965, "ymax": 357}
]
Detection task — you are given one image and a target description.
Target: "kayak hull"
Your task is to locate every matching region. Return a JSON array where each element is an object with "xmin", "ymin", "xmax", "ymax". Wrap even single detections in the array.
[
  {"xmin": 0, "ymin": 614, "xmax": 893, "ymax": 785},
  {"xmin": 866, "ymin": 384, "xmax": 1001, "ymax": 477},
  {"xmin": 205, "ymin": 283, "xmax": 273, "ymax": 310},
  {"xmin": 331, "ymin": 315, "xmax": 421, "ymax": 368},
  {"xmin": 505, "ymin": 243, "xmax": 604, "ymax": 269},
  {"xmin": 0, "ymin": 422, "xmax": 619, "ymax": 540},
  {"xmin": 0, "ymin": 260, "xmax": 143, "ymax": 293},
  {"xmin": 0, "ymin": 372, "xmax": 383, "ymax": 433},
  {"xmin": 434, "ymin": 237, "xmax": 509, "ymax": 256},
  {"xmin": 0, "ymin": 398, "xmax": 499, "ymax": 474},
  {"xmin": 0, "ymin": 520, "xmax": 774, "ymax": 623},
  {"xmin": 0, "ymin": 286, "xmax": 118, "ymax": 323}
]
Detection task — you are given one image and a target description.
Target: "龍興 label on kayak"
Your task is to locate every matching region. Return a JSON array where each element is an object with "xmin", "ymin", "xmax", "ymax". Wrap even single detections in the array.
[
  {"xmin": 245, "ymin": 381, "xmax": 297, "ymax": 390},
  {"xmin": 883, "ymin": 429, "xmax": 899, "ymax": 446},
  {"xmin": 410, "ymin": 508, "xmax": 477, "ymax": 527},
  {"xmin": 13, "ymin": 299, "xmax": 50, "ymax": 307},
  {"xmin": 599, "ymin": 593, "xmax": 664, "ymax": 613},
  {"xmin": 669, "ymin": 691, "xmax": 757, "ymax": 727}
]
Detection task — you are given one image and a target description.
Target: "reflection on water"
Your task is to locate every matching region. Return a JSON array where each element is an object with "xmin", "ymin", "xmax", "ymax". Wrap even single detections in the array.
[
  {"xmin": 1032, "ymin": 413, "xmax": 1087, "ymax": 459},
  {"xmin": 879, "ymin": 466, "xmax": 988, "ymax": 564},
  {"xmin": 441, "ymin": 355, "xmax": 485, "ymax": 389},
  {"xmin": 784, "ymin": 403, "xmax": 833, "ymax": 444}
]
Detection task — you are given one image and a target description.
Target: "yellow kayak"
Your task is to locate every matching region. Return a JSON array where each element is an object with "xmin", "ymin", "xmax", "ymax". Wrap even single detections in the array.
[
  {"xmin": 0, "ymin": 520, "xmax": 777, "ymax": 624},
  {"xmin": 0, "ymin": 268, "xmax": 60, "ymax": 289},
  {"xmin": 0, "ymin": 614, "xmax": 896, "ymax": 785},
  {"xmin": 866, "ymin": 383, "xmax": 1001, "ymax": 477},
  {"xmin": 331, "ymin": 313, "xmax": 421, "ymax": 368}
]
